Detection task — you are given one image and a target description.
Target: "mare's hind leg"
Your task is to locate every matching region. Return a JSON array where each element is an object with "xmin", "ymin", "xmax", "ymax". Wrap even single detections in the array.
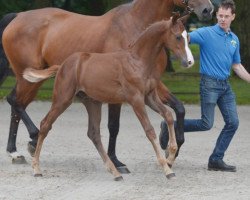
[
  {"xmin": 130, "ymin": 94, "xmax": 175, "ymax": 179},
  {"xmin": 6, "ymin": 81, "xmax": 43, "ymax": 163},
  {"xmin": 107, "ymin": 104, "xmax": 130, "ymax": 174},
  {"xmin": 79, "ymin": 96, "xmax": 122, "ymax": 181}
]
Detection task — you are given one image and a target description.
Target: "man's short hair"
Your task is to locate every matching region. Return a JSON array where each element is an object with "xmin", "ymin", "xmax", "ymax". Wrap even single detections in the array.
[{"xmin": 219, "ymin": 0, "xmax": 236, "ymax": 14}]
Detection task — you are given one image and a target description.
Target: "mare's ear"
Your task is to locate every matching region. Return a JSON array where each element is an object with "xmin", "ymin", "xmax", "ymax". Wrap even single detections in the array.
[{"xmin": 172, "ymin": 12, "xmax": 180, "ymax": 25}]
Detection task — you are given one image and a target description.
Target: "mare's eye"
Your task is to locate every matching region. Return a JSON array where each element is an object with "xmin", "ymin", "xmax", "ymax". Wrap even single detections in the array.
[{"xmin": 176, "ymin": 36, "xmax": 182, "ymax": 41}]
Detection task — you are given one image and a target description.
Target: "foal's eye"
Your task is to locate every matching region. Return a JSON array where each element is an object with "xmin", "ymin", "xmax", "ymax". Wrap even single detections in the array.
[{"xmin": 176, "ymin": 36, "xmax": 182, "ymax": 41}]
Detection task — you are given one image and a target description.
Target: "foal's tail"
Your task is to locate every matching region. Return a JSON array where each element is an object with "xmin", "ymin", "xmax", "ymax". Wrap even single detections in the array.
[
  {"xmin": 23, "ymin": 65, "xmax": 60, "ymax": 83},
  {"xmin": 0, "ymin": 13, "xmax": 17, "ymax": 86}
]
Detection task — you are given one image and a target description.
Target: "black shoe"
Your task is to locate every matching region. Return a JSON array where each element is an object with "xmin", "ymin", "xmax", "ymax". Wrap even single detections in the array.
[
  {"xmin": 159, "ymin": 121, "xmax": 169, "ymax": 150},
  {"xmin": 208, "ymin": 159, "xmax": 236, "ymax": 172}
]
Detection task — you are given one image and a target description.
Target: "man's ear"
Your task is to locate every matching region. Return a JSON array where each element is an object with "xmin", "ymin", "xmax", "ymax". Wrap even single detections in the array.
[{"xmin": 232, "ymin": 13, "xmax": 236, "ymax": 21}]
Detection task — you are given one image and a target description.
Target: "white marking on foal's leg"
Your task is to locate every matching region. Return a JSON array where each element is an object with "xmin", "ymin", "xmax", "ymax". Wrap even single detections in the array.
[{"xmin": 182, "ymin": 30, "xmax": 194, "ymax": 67}]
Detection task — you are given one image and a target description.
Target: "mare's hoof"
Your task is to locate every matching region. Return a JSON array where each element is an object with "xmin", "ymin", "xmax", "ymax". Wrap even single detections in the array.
[
  {"xmin": 114, "ymin": 176, "xmax": 123, "ymax": 181},
  {"xmin": 166, "ymin": 173, "xmax": 176, "ymax": 179},
  {"xmin": 34, "ymin": 173, "xmax": 43, "ymax": 177},
  {"xmin": 117, "ymin": 166, "xmax": 131, "ymax": 174},
  {"xmin": 8, "ymin": 151, "xmax": 27, "ymax": 164},
  {"xmin": 27, "ymin": 142, "xmax": 36, "ymax": 157},
  {"xmin": 12, "ymin": 156, "xmax": 27, "ymax": 164}
]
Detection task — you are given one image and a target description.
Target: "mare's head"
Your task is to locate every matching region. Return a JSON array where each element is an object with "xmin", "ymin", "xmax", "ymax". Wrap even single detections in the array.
[
  {"xmin": 163, "ymin": 13, "xmax": 194, "ymax": 68},
  {"xmin": 173, "ymin": 0, "xmax": 214, "ymax": 21}
]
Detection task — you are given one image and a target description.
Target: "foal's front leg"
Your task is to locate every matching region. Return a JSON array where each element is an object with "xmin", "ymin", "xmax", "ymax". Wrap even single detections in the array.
[
  {"xmin": 157, "ymin": 82, "xmax": 185, "ymax": 157},
  {"xmin": 131, "ymin": 96, "xmax": 175, "ymax": 179},
  {"xmin": 145, "ymin": 90, "xmax": 178, "ymax": 166}
]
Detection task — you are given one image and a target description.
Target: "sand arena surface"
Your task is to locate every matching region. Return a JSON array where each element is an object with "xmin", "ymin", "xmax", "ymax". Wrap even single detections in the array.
[{"xmin": 0, "ymin": 101, "xmax": 249, "ymax": 200}]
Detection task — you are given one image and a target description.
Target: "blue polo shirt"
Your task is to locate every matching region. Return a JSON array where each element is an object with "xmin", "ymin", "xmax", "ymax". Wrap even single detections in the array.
[{"xmin": 190, "ymin": 24, "xmax": 241, "ymax": 80}]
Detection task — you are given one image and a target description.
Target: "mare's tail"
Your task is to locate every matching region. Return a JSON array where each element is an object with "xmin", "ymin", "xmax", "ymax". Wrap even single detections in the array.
[
  {"xmin": 23, "ymin": 65, "xmax": 61, "ymax": 83},
  {"xmin": 0, "ymin": 13, "xmax": 17, "ymax": 86}
]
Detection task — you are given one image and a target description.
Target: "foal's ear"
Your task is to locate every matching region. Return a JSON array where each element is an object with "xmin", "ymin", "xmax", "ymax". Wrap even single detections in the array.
[
  {"xmin": 177, "ymin": 14, "xmax": 190, "ymax": 25},
  {"xmin": 172, "ymin": 12, "xmax": 180, "ymax": 25}
]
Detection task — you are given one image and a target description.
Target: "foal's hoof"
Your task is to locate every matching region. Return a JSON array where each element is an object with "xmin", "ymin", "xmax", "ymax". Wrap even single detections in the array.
[
  {"xmin": 27, "ymin": 142, "xmax": 36, "ymax": 157},
  {"xmin": 117, "ymin": 166, "xmax": 131, "ymax": 174},
  {"xmin": 167, "ymin": 163, "xmax": 172, "ymax": 168},
  {"xmin": 114, "ymin": 176, "xmax": 123, "ymax": 181},
  {"xmin": 12, "ymin": 156, "xmax": 27, "ymax": 164},
  {"xmin": 34, "ymin": 173, "xmax": 43, "ymax": 177},
  {"xmin": 166, "ymin": 173, "xmax": 176, "ymax": 179}
]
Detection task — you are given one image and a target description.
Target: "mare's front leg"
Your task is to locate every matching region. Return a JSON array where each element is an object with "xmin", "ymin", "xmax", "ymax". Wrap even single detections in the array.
[
  {"xmin": 107, "ymin": 104, "xmax": 130, "ymax": 174},
  {"xmin": 157, "ymin": 82, "xmax": 185, "ymax": 157},
  {"xmin": 131, "ymin": 95, "xmax": 175, "ymax": 179},
  {"xmin": 81, "ymin": 99, "xmax": 123, "ymax": 181}
]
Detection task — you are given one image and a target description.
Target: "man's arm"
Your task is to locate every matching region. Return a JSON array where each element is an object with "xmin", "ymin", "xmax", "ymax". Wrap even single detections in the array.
[{"xmin": 232, "ymin": 63, "xmax": 250, "ymax": 83}]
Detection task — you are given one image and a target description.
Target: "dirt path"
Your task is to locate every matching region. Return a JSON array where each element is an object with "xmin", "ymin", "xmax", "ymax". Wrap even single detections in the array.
[{"xmin": 0, "ymin": 101, "xmax": 249, "ymax": 200}]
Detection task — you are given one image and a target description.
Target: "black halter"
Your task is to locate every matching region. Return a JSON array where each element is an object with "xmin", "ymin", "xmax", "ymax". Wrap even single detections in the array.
[
  {"xmin": 182, "ymin": 0, "xmax": 189, "ymax": 5},
  {"xmin": 182, "ymin": 0, "xmax": 194, "ymax": 14}
]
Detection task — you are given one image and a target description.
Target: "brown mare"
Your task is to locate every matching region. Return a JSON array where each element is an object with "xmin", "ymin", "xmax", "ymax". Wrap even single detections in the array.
[
  {"xmin": 23, "ymin": 14, "xmax": 194, "ymax": 180},
  {"xmin": 0, "ymin": 0, "xmax": 213, "ymax": 171}
]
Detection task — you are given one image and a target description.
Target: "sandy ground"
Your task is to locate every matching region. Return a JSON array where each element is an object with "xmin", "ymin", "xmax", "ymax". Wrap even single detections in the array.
[{"xmin": 0, "ymin": 100, "xmax": 250, "ymax": 200}]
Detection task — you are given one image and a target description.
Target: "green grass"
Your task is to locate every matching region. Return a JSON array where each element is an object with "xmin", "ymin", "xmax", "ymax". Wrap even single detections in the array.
[
  {"xmin": 0, "ymin": 77, "xmax": 55, "ymax": 101},
  {"xmin": 0, "ymin": 44, "xmax": 249, "ymax": 104}
]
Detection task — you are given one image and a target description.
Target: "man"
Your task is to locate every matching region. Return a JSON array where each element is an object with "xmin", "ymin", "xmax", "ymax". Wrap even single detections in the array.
[{"xmin": 159, "ymin": 0, "xmax": 250, "ymax": 172}]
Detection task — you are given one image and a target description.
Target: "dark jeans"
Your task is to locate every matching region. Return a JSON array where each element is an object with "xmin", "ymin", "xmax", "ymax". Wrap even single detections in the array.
[{"xmin": 163, "ymin": 74, "xmax": 239, "ymax": 161}]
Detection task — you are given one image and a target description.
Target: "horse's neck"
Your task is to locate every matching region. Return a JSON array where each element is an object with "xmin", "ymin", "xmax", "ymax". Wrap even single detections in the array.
[
  {"xmin": 129, "ymin": 0, "xmax": 175, "ymax": 25},
  {"xmin": 130, "ymin": 22, "xmax": 168, "ymax": 71}
]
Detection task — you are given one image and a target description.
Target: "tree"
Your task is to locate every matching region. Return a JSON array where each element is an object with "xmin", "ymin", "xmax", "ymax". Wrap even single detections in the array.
[{"xmin": 233, "ymin": 0, "xmax": 250, "ymax": 72}]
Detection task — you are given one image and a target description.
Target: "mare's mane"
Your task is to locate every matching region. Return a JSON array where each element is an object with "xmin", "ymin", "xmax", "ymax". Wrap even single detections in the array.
[{"xmin": 128, "ymin": 20, "xmax": 171, "ymax": 49}]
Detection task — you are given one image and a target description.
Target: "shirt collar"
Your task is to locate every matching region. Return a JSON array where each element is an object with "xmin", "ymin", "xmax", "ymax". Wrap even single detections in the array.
[{"xmin": 213, "ymin": 24, "xmax": 232, "ymax": 36}]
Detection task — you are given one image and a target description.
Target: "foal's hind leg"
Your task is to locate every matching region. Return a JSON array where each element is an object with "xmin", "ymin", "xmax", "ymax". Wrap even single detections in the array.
[
  {"xmin": 33, "ymin": 84, "xmax": 75, "ymax": 176},
  {"xmin": 80, "ymin": 97, "xmax": 123, "ymax": 181},
  {"xmin": 32, "ymin": 100, "xmax": 73, "ymax": 176},
  {"xmin": 107, "ymin": 103, "xmax": 130, "ymax": 174}
]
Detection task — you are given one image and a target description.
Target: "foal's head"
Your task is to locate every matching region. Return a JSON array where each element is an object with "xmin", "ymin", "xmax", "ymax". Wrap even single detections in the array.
[{"xmin": 163, "ymin": 14, "xmax": 194, "ymax": 68}]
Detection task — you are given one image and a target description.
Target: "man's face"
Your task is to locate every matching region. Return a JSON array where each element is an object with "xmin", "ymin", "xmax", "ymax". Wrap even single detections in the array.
[{"xmin": 216, "ymin": 7, "xmax": 235, "ymax": 32}]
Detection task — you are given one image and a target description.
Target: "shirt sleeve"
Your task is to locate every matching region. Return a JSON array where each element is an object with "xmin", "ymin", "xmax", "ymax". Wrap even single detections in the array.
[
  {"xmin": 233, "ymin": 36, "xmax": 241, "ymax": 64},
  {"xmin": 189, "ymin": 27, "xmax": 207, "ymax": 45}
]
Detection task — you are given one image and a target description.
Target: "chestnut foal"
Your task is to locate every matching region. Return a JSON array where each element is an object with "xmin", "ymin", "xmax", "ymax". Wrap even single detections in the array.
[{"xmin": 24, "ymin": 15, "xmax": 194, "ymax": 180}]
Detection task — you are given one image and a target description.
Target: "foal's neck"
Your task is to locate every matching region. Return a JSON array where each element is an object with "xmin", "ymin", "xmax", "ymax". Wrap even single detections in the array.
[{"xmin": 130, "ymin": 21, "xmax": 169, "ymax": 68}]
